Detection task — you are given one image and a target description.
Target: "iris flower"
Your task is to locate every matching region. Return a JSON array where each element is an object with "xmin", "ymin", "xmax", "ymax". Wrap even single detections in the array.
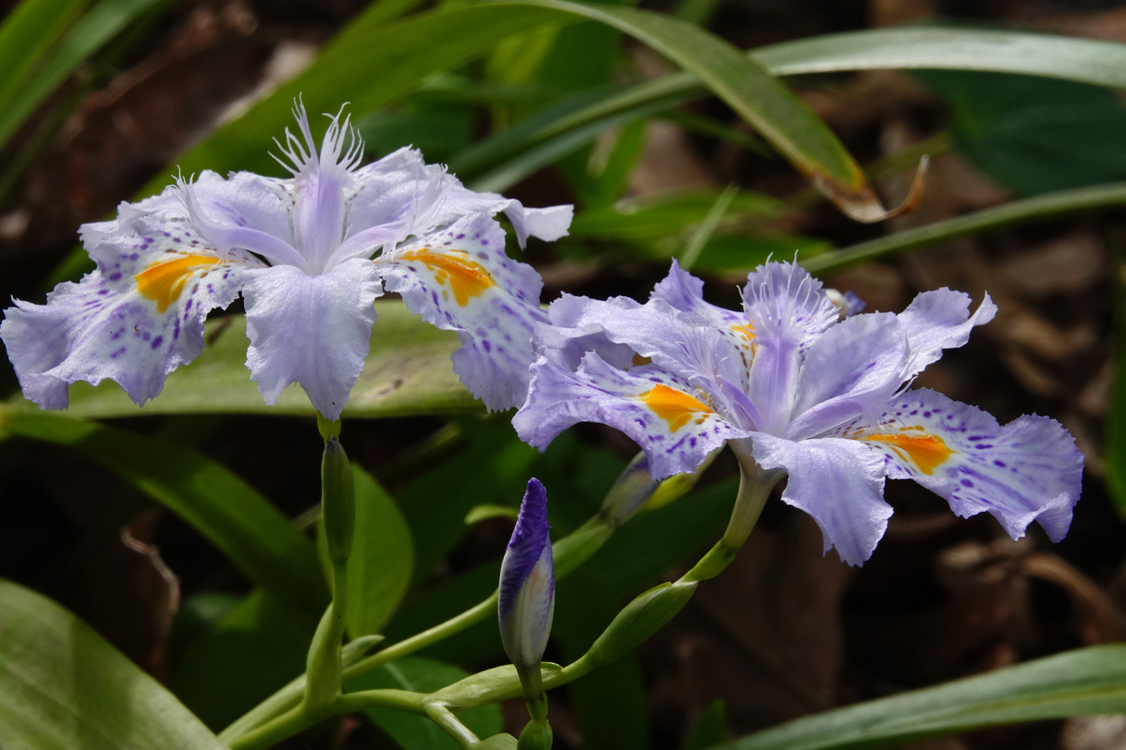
[
  {"xmin": 1, "ymin": 101, "xmax": 572, "ymax": 419},
  {"xmin": 514, "ymin": 260, "xmax": 1083, "ymax": 565}
]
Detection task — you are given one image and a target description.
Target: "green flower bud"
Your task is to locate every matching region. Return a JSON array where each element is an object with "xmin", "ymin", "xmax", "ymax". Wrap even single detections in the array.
[
  {"xmin": 518, "ymin": 717, "xmax": 553, "ymax": 750},
  {"xmin": 321, "ymin": 436, "xmax": 355, "ymax": 567},
  {"xmin": 584, "ymin": 580, "xmax": 697, "ymax": 668}
]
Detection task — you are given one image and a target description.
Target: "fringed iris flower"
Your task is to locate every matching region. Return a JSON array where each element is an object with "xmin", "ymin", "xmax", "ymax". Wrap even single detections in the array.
[
  {"xmin": 514, "ymin": 260, "xmax": 1083, "ymax": 565},
  {"xmin": 1, "ymin": 101, "xmax": 572, "ymax": 419}
]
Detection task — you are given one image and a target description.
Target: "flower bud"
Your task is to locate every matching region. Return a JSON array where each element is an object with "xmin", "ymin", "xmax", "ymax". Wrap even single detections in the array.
[
  {"xmin": 584, "ymin": 580, "xmax": 696, "ymax": 668},
  {"xmin": 518, "ymin": 717, "xmax": 553, "ymax": 750},
  {"xmin": 321, "ymin": 436, "xmax": 355, "ymax": 566},
  {"xmin": 599, "ymin": 453, "xmax": 660, "ymax": 527},
  {"xmin": 499, "ymin": 478, "xmax": 555, "ymax": 696}
]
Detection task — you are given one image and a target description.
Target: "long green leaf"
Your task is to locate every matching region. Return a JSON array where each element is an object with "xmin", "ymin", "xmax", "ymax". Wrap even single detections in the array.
[
  {"xmin": 0, "ymin": 407, "xmax": 328, "ymax": 614},
  {"xmin": 0, "ymin": 578, "xmax": 226, "ymax": 749},
  {"xmin": 709, "ymin": 644, "xmax": 1126, "ymax": 750},
  {"xmin": 139, "ymin": 0, "xmax": 880, "ymax": 219},
  {"xmin": 0, "ymin": 0, "xmax": 87, "ymax": 132},
  {"xmin": 55, "ymin": 300, "xmax": 479, "ymax": 419},
  {"xmin": 801, "ymin": 181, "xmax": 1126, "ymax": 275},
  {"xmin": 0, "ymin": 0, "xmax": 166, "ymax": 147},
  {"xmin": 459, "ymin": 28, "xmax": 1126, "ymax": 192}
]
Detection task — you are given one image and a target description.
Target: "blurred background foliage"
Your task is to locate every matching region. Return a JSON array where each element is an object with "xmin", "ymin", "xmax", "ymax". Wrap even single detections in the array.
[{"xmin": 6, "ymin": 0, "xmax": 1126, "ymax": 748}]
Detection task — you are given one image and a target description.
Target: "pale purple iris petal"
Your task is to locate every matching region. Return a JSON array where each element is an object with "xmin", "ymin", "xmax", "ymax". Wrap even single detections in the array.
[
  {"xmin": 498, "ymin": 478, "xmax": 555, "ymax": 673},
  {"xmin": 536, "ymin": 293, "xmax": 748, "ymax": 402},
  {"xmin": 537, "ymin": 293, "xmax": 644, "ymax": 371},
  {"xmin": 378, "ymin": 213, "xmax": 546, "ymax": 411},
  {"xmin": 784, "ymin": 312, "xmax": 907, "ymax": 441},
  {"xmin": 179, "ymin": 173, "xmax": 311, "ymax": 273},
  {"xmin": 514, "ymin": 351, "xmax": 749, "ymax": 479},
  {"xmin": 437, "ymin": 185, "xmax": 574, "ymax": 248},
  {"xmin": 747, "ymin": 433, "xmax": 892, "ymax": 566},
  {"xmin": 651, "ymin": 258, "xmax": 745, "ymax": 327},
  {"xmin": 898, "ymin": 288, "xmax": 997, "ymax": 378},
  {"xmin": 242, "ymin": 258, "xmax": 383, "ymax": 421},
  {"xmin": 743, "ymin": 261, "xmax": 840, "ymax": 435},
  {"xmin": 1, "ymin": 225, "xmax": 255, "ymax": 407},
  {"xmin": 856, "ymin": 388, "xmax": 1083, "ymax": 543}
]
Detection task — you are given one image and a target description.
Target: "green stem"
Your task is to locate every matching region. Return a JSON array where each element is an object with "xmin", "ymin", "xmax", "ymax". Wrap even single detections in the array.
[
  {"xmin": 230, "ymin": 690, "xmax": 427, "ymax": 750},
  {"xmin": 803, "ymin": 180, "xmax": 1126, "ymax": 275}
]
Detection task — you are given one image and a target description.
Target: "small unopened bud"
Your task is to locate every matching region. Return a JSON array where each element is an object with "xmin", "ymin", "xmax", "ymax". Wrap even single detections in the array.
[
  {"xmin": 826, "ymin": 288, "xmax": 866, "ymax": 319},
  {"xmin": 585, "ymin": 580, "xmax": 696, "ymax": 668},
  {"xmin": 600, "ymin": 453, "xmax": 659, "ymax": 526},
  {"xmin": 499, "ymin": 479, "xmax": 555, "ymax": 698},
  {"xmin": 321, "ymin": 436, "xmax": 355, "ymax": 566},
  {"xmin": 518, "ymin": 717, "xmax": 553, "ymax": 750}
]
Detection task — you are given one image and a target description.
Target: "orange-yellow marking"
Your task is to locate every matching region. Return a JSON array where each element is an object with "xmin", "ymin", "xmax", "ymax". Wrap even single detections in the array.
[
  {"xmin": 730, "ymin": 324, "xmax": 755, "ymax": 343},
  {"xmin": 135, "ymin": 255, "xmax": 222, "ymax": 313},
  {"xmin": 861, "ymin": 432, "xmax": 955, "ymax": 475},
  {"xmin": 641, "ymin": 383, "xmax": 714, "ymax": 433},
  {"xmin": 399, "ymin": 248, "xmax": 494, "ymax": 306}
]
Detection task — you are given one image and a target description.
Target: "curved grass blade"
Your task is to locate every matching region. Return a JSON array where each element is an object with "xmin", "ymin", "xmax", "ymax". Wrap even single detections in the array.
[
  {"xmin": 0, "ymin": 407, "xmax": 328, "ymax": 614},
  {"xmin": 54, "ymin": 301, "xmax": 480, "ymax": 419},
  {"xmin": 801, "ymin": 180, "xmax": 1126, "ymax": 275},
  {"xmin": 0, "ymin": 578, "xmax": 227, "ymax": 750},
  {"xmin": 0, "ymin": 0, "xmax": 167, "ymax": 148},
  {"xmin": 707, "ymin": 644, "xmax": 1126, "ymax": 750},
  {"xmin": 141, "ymin": 0, "xmax": 893, "ymax": 222},
  {"xmin": 459, "ymin": 28, "xmax": 1126, "ymax": 194},
  {"xmin": 0, "ymin": 0, "xmax": 87, "ymax": 141}
]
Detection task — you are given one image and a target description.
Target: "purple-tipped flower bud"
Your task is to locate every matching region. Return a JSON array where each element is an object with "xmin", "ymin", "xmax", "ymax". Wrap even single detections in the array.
[{"xmin": 499, "ymin": 478, "xmax": 555, "ymax": 695}]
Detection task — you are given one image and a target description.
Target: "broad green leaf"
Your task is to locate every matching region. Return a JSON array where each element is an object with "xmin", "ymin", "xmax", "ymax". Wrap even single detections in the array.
[
  {"xmin": 0, "ymin": 578, "xmax": 226, "ymax": 749},
  {"xmin": 0, "ymin": 406, "xmax": 328, "ymax": 614},
  {"xmin": 172, "ymin": 589, "xmax": 319, "ymax": 731},
  {"xmin": 57, "ymin": 300, "xmax": 479, "ymax": 419},
  {"xmin": 916, "ymin": 71, "xmax": 1126, "ymax": 196},
  {"xmin": 319, "ymin": 467, "xmax": 414, "ymax": 637},
  {"xmin": 709, "ymin": 644, "xmax": 1126, "ymax": 750},
  {"xmin": 0, "ymin": 0, "xmax": 167, "ymax": 148},
  {"xmin": 686, "ymin": 700, "xmax": 727, "ymax": 749},
  {"xmin": 802, "ymin": 181, "xmax": 1126, "ymax": 275},
  {"xmin": 347, "ymin": 657, "xmax": 502, "ymax": 750}
]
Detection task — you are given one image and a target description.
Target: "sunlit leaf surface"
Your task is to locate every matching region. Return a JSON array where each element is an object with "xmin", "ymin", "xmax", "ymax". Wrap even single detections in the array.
[{"xmin": 0, "ymin": 579, "xmax": 227, "ymax": 749}]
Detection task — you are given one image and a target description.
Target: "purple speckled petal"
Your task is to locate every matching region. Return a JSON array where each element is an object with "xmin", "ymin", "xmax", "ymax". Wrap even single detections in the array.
[
  {"xmin": 742, "ymin": 260, "xmax": 840, "ymax": 435},
  {"xmin": 498, "ymin": 478, "xmax": 555, "ymax": 672},
  {"xmin": 378, "ymin": 213, "xmax": 547, "ymax": 411},
  {"xmin": 651, "ymin": 259, "xmax": 745, "ymax": 327},
  {"xmin": 847, "ymin": 388, "xmax": 1083, "ymax": 543},
  {"xmin": 514, "ymin": 351, "xmax": 750, "ymax": 478},
  {"xmin": 242, "ymin": 258, "xmax": 383, "ymax": 420},
  {"xmin": 2, "ymin": 208, "xmax": 259, "ymax": 409},
  {"xmin": 536, "ymin": 293, "xmax": 752, "ymax": 413},
  {"xmin": 784, "ymin": 312, "xmax": 907, "ymax": 441},
  {"xmin": 746, "ymin": 433, "xmax": 891, "ymax": 566},
  {"xmin": 898, "ymin": 288, "xmax": 996, "ymax": 378}
]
